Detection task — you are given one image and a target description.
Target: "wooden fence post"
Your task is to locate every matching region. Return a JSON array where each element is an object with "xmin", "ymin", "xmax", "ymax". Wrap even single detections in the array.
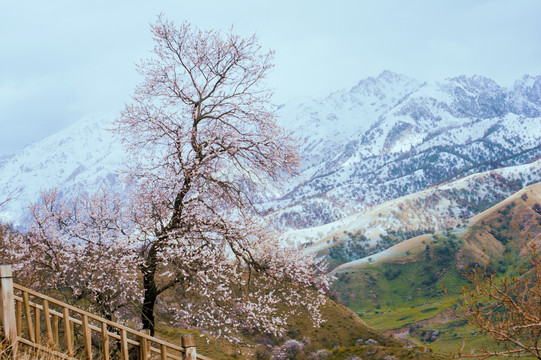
[
  {"xmin": 138, "ymin": 329, "xmax": 150, "ymax": 360},
  {"xmin": 101, "ymin": 321, "xmax": 110, "ymax": 360},
  {"xmin": 82, "ymin": 314, "xmax": 92, "ymax": 360},
  {"xmin": 63, "ymin": 307, "xmax": 74, "ymax": 356},
  {"xmin": 181, "ymin": 334, "xmax": 196, "ymax": 360},
  {"xmin": 0, "ymin": 265, "xmax": 17, "ymax": 357}
]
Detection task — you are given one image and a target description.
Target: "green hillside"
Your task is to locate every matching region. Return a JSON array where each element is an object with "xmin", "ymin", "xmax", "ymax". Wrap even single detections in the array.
[
  {"xmin": 330, "ymin": 182, "xmax": 541, "ymax": 356},
  {"xmin": 152, "ymin": 283, "xmax": 449, "ymax": 359}
]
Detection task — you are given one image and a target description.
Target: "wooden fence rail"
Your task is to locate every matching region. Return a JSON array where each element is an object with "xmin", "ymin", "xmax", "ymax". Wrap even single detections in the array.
[{"xmin": 0, "ymin": 265, "xmax": 212, "ymax": 360}]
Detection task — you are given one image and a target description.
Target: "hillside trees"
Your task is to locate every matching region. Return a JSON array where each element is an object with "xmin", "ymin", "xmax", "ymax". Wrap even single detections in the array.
[{"xmin": 457, "ymin": 229, "xmax": 541, "ymax": 358}]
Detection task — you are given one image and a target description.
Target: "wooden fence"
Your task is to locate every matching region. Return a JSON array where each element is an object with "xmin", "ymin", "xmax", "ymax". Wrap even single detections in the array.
[{"xmin": 0, "ymin": 265, "xmax": 212, "ymax": 360}]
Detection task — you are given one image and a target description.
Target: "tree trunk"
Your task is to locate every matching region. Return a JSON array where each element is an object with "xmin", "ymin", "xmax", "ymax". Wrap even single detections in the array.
[
  {"xmin": 141, "ymin": 245, "xmax": 159, "ymax": 336},
  {"xmin": 141, "ymin": 290, "xmax": 157, "ymax": 335}
]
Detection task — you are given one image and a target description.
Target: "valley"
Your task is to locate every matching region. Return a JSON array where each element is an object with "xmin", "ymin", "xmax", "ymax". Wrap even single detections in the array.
[{"xmin": 331, "ymin": 182, "xmax": 541, "ymax": 355}]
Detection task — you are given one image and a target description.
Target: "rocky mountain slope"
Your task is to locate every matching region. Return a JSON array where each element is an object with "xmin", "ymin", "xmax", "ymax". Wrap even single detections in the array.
[
  {"xmin": 268, "ymin": 71, "xmax": 541, "ymax": 229},
  {"xmin": 0, "ymin": 114, "xmax": 125, "ymax": 224}
]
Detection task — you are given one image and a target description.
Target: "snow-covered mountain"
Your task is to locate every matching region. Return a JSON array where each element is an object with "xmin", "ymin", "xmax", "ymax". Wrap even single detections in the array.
[
  {"xmin": 0, "ymin": 113, "xmax": 126, "ymax": 224},
  {"xmin": 1, "ymin": 71, "xmax": 540, "ymax": 230},
  {"xmin": 268, "ymin": 71, "xmax": 541, "ymax": 229}
]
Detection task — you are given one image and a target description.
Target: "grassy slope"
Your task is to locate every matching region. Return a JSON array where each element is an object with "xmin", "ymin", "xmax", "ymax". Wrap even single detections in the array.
[
  {"xmin": 155, "ymin": 297, "xmax": 447, "ymax": 359},
  {"xmin": 330, "ymin": 182, "xmax": 541, "ymax": 356}
]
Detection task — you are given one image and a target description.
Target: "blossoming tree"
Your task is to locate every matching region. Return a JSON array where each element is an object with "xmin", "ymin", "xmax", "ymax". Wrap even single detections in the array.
[
  {"xmin": 112, "ymin": 16, "xmax": 329, "ymax": 336},
  {"xmin": 18, "ymin": 189, "xmax": 141, "ymax": 320},
  {"xmin": 14, "ymin": 16, "xmax": 328, "ymax": 338}
]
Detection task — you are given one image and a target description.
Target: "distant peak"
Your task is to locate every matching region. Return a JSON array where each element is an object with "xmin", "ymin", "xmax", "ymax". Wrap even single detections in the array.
[
  {"xmin": 513, "ymin": 74, "xmax": 541, "ymax": 88},
  {"xmin": 446, "ymin": 74, "xmax": 501, "ymax": 88},
  {"xmin": 377, "ymin": 70, "xmax": 408, "ymax": 80},
  {"xmin": 350, "ymin": 71, "xmax": 418, "ymax": 92}
]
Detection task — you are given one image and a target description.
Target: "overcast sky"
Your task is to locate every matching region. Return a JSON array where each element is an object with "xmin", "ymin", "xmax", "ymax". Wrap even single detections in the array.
[{"xmin": 1, "ymin": 0, "xmax": 540, "ymax": 155}]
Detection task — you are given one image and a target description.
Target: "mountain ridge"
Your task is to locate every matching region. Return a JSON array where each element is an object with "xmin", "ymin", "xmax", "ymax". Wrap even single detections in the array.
[{"xmin": 1, "ymin": 72, "xmax": 540, "ymax": 233}]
